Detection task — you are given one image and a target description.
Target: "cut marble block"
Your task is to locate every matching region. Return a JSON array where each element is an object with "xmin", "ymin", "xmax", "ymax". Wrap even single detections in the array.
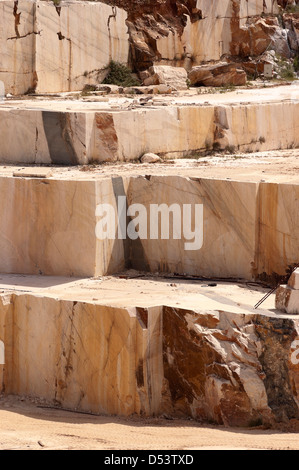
[
  {"xmin": 0, "ymin": 176, "xmax": 130, "ymax": 277},
  {"xmin": 213, "ymin": 102, "xmax": 299, "ymax": 153},
  {"xmin": 0, "ymin": 177, "xmax": 97, "ymax": 276},
  {"xmin": 0, "ymin": 0, "xmax": 129, "ymax": 95},
  {"xmin": 127, "ymin": 176, "xmax": 258, "ymax": 280},
  {"xmin": 0, "ymin": 276, "xmax": 299, "ymax": 425},
  {"xmin": 276, "ymin": 285, "xmax": 299, "ymax": 314},
  {"xmin": 276, "ymin": 268, "xmax": 299, "ymax": 314},
  {"xmin": 0, "ymin": 174, "xmax": 297, "ymax": 281},
  {"xmin": 1, "ymin": 294, "xmax": 150, "ymax": 415},
  {"xmin": 0, "ymin": 109, "xmax": 90, "ymax": 164},
  {"xmin": 1, "ymin": 98, "xmax": 299, "ymax": 164}
]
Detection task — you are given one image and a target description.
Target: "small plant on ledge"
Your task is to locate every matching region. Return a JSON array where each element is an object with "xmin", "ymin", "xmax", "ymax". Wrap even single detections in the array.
[{"xmin": 102, "ymin": 61, "xmax": 141, "ymax": 87}]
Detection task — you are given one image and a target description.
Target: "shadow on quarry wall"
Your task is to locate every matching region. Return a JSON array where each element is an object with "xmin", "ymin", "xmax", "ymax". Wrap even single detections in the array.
[
  {"xmin": 109, "ymin": 176, "xmax": 150, "ymax": 273},
  {"xmin": 42, "ymin": 112, "xmax": 80, "ymax": 165}
]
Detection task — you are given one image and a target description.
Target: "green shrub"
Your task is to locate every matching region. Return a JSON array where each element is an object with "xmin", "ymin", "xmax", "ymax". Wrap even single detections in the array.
[
  {"xmin": 275, "ymin": 54, "xmax": 296, "ymax": 80},
  {"xmin": 280, "ymin": 63, "xmax": 296, "ymax": 80},
  {"xmin": 103, "ymin": 61, "xmax": 141, "ymax": 87},
  {"xmin": 286, "ymin": 5, "xmax": 299, "ymax": 13}
]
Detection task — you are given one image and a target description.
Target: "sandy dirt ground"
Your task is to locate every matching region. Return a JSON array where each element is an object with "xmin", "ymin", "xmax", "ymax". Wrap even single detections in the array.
[
  {"xmin": 1, "ymin": 149, "xmax": 298, "ymax": 184},
  {"xmin": 0, "ymin": 395, "xmax": 299, "ymax": 451}
]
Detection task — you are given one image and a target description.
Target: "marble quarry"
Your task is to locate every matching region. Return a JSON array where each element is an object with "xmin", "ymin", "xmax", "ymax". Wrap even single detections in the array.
[{"xmin": 0, "ymin": 0, "xmax": 298, "ymax": 429}]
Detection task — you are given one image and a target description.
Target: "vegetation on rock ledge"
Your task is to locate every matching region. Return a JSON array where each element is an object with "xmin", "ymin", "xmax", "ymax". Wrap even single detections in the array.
[{"xmin": 103, "ymin": 61, "xmax": 141, "ymax": 87}]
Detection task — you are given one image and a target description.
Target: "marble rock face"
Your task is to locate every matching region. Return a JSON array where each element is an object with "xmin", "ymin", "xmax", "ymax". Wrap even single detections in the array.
[
  {"xmin": 155, "ymin": 0, "xmax": 279, "ymax": 68},
  {"xmin": 0, "ymin": 0, "xmax": 37, "ymax": 95},
  {"xmin": 1, "ymin": 291, "xmax": 299, "ymax": 425},
  {"xmin": 160, "ymin": 307, "xmax": 299, "ymax": 425},
  {"xmin": 230, "ymin": 16, "xmax": 290, "ymax": 58},
  {"xmin": 283, "ymin": 13, "xmax": 299, "ymax": 51},
  {"xmin": 0, "ymin": 0, "xmax": 129, "ymax": 94},
  {"xmin": 35, "ymin": 1, "xmax": 129, "ymax": 93},
  {"xmin": 0, "ymin": 0, "xmax": 284, "ymax": 94}
]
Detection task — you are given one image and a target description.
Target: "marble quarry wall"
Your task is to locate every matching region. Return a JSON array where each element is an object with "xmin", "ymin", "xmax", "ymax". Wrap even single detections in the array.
[
  {"xmin": 1, "ymin": 291, "xmax": 299, "ymax": 425},
  {"xmin": 0, "ymin": 99, "xmax": 298, "ymax": 164},
  {"xmin": 0, "ymin": 295, "xmax": 148, "ymax": 416},
  {"xmin": 156, "ymin": 0, "xmax": 279, "ymax": 67},
  {"xmin": 0, "ymin": 174, "xmax": 297, "ymax": 283}
]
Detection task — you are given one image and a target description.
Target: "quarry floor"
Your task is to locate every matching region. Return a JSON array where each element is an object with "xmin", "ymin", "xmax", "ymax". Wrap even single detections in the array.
[
  {"xmin": 3, "ymin": 80, "xmax": 299, "ymax": 111},
  {"xmin": 0, "ymin": 271, "xmax": 279, "ymax": 312},
  {"xmin": 4, "ymin": 147, "xmax": 299, "ymax": 184},
  {"xmin": 1, "ymin": 395, "xmax": 299, "ymax": 450}
]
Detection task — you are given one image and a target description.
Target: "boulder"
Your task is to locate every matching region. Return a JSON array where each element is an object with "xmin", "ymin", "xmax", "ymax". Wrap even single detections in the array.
[
  {"xmin": 143, "ymin": 65, "xmax": 188, "ymax": 90},
  {"xmin": 276, "ymin": 268, "xmax": 299, "ymax": 314},
  {"xmin": 275, "ymin": 286, "xmax": 299, "ymax": 314},
  {"xmin": 82, "ymin": 84, "xmax": 122, "ymax": 94},
  {"xmin": 140, "ymin": 153, "xmax": 162, "ymax": 163},
  {"xmin": 289, "ymin": 269, "xmax": 299, "ymax": 290},
  {"xmin": 123, "ymin": 84, "xmax": 172, "ymax": 94},
  {"xmin": 188, "ymin": 62, "xmax": 247, "ymax": 87}
]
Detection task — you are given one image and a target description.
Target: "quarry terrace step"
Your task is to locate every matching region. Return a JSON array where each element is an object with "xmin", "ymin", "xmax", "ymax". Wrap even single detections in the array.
[
  {"xmin": 1, "ymin": 272, "xmax": 299, "ymax": 426},
  {"xmin": 0, "ymin": 83, "xmax": 299, "ymax": 164},
  {"xmin": 0, "ymin": 169, "xmax": 297, "ymax": 283}
]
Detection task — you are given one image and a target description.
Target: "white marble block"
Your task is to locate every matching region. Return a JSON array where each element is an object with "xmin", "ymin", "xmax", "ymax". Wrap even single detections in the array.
[
  {"xmin": 289, "ymin": 269, "xmax": 299, "ymax": 290},
  {"xmin": 276, "ymin": 286, "xmax": 299, "ymax": 314},
  {"xmin": 276, "ymin": 268, "xmax": 299, "ymax": 314}
]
